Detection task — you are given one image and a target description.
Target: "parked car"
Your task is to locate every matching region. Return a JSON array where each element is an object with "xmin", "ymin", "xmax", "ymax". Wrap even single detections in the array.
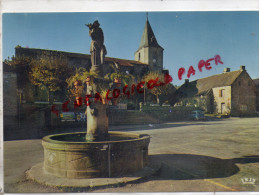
[{"xmin": 189, "ymin": 110, "xmax": 205, "ymax": 120}]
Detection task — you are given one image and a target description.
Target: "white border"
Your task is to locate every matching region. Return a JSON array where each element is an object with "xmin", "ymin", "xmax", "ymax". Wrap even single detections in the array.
[
  {"xmin": 1, "ymin": 0, "xmax": 259, "ymax": 13},
  {"xmin": 0, "ymin": 7, "xmax": 4, "ymax": 194}
]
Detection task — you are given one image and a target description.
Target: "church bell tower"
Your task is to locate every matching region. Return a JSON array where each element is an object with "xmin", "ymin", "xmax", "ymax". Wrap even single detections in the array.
[{"xmin": 135, "ymin": 16, "xmax": 164, "ymax": 71}]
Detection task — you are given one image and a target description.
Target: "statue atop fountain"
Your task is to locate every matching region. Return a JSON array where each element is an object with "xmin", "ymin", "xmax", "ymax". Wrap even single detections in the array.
[
  {"xmin": 85, "ymin": 20, "xmax": 109, "ymax": 141},
  {"xmin": 86, "ymin": 20, "xmax": 107, "ymax": 76},
  {"xmin": 29, "ymin": 20, "xmax": 151, "ymax": 181}
]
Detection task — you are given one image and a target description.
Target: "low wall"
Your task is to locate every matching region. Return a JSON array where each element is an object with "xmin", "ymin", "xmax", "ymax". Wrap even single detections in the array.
[
  {"xmin": 108, "ymin": 109, "xmax": 159, "ymax": 125},
  {"xmin": 142, "ymin": 106, "xmax": 197, "ymax": 122},
  {"xmin": 4, "ymin": 104, "xmax": 198, "ymax": 140}
]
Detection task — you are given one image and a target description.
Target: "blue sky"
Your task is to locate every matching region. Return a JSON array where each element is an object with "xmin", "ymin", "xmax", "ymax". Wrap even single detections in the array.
[{"xmin": 3, "ymin": 12, "xmax": 259, "ymax": 85}]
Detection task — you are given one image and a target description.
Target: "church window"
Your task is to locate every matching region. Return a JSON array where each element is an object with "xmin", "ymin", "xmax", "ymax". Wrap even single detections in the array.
[{"xmin": 138, "ymin": 53, "xmax": 141, "ymax": 61}]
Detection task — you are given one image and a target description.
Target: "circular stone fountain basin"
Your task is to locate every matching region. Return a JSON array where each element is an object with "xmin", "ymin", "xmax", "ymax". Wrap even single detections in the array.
[{"xmin": 42, "ymin": 131, "xmax": 150, "ymax": 178}]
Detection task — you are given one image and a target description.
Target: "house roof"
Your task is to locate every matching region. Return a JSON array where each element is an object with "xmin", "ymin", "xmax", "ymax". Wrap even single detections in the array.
[
  {"xmin": 137, "ymin": 19, "xmax": 163, "ymax": 51},
  {"xmin": 14, "ymin": 47, "xmax": 148, "ymax": 68},
  {"xmin": 196, "ymin": 70, "xmax": 243, "ymax": 94},
  {"xmin": 178, "ymin": 69, "xmax": 244, "ymax": 97}
]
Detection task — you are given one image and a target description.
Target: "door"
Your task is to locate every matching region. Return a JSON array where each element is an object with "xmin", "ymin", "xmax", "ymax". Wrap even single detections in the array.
[{"xmin": 221, "ymin": 103, "xmax": 226, "ymax": 114}]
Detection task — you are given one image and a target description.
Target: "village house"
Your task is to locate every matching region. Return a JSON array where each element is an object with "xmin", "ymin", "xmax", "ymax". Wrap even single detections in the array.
[{"xmin": 176, "ymin": 66, "xmax": 257, "ymax": 116}]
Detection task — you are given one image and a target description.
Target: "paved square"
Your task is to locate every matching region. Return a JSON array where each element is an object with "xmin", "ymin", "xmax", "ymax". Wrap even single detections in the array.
[{"xmin": 4, "ymin": 117, "xmax": 259, "ymax": 193}]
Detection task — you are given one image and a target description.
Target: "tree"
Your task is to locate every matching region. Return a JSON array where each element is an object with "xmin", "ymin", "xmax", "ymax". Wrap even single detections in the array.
[
  {"xmin": 4, "ymin": 55, "xmax": 31, "ymax": 67},
  {"xmin": 66, "ymin": 67, "xmax": 98, "ymax": 102},
  {"xmin": 28, "ymin": 51, "xmax": 73, "ymax": 104},
  {"xmin": 143, "ymin": 71, "xmax": 175, "ymax": 105},
  {"xmin": 104, "ymin": 63, "xmax": 134, "ymax": 85},
  {"xmin": 4, "ymin": 55, "xmax": 32, "ymax": 85}
]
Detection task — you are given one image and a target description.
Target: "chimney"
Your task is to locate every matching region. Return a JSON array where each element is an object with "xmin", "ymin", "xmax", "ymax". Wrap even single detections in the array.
[
  {"xmin": 185, "ymin": 79, "xmax": 189, "ymax": 84},
  {"xmin": 240, "ymin": 66, "xmax": 246, "ymax": 71},
  {"xmin": 223, "ymin": 68, "xmax": 230, "ymax": 73}
]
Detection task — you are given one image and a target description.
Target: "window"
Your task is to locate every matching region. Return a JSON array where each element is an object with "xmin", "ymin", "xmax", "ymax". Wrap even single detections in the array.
[
  {"xmin": 221, "ymin": 103, "xmax": 226, "ymax": 114},
  {"xmin": 238, "ymin": 81, "xmax": 241, "ymax": 86},
  {"xmin": 248, "ymin": 81, "xmax": 251, "ymax": 86},
  {"xmin": 219, "ymin": 89, "xmax": 225, "ymax": 97},
  {"xmin": 240, "ymin": 104, "xmax": 247, "ymax": 111},
  {"xmin": 138, "ymin": 53, "xmax": 141, "ymax": 61}
]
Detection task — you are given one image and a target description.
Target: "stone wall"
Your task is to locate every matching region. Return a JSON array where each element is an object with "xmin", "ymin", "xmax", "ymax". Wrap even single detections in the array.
[
  {"xmin": 134, "ymin": 46, "xmax": 163, "ymax": 71},
  {"xmin": 134, "ymin": 47, "xmax": 148, "ymax": 64},
  {"xmin": 16, "ymin": 47, "xmax": 92, "ymax": 70},
  {"xmin": 148, "ymin": 47, "xmax": 163, "ymax": 71},
  {"xmin": 4, "ymin": 107, "xmax": 46, "ymax": 141},
  {"xmin": 3, "ymin": 72, "xmax": 18, "ymax": 116},
  {"xmin": 141, "ymin": 106, "xmax": 197, "ymax": 122},
  {"xmin": 231, "ymin": 71, "xmax": 256, "ymax": 116},
  {"xmin": 108, "ymin": 110, "xmax": 159, "ymax": 125}
]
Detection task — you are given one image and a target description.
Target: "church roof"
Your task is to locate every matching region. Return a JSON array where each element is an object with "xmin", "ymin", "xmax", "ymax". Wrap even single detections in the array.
[
  {"xmin": 105, "ymin": 56, "xmax": 148, "ymax": 67},
  {"xmin": 178, "ymin": 69, "xmax": 244, "ymax": 97},
  {"xmin": 137, "ymin": 19, "xmax": 163, "ymax": 51},
  {"xmin": 14, "ymin": 47, "xmax": 149, "ymax": 68}
]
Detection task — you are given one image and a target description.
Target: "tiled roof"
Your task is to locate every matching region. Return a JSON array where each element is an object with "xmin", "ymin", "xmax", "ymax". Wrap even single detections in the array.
[
  {"xmin": 196, "ymin": 70, "xmax": 242, "ymax": 94},
  {"xmin": 105, "ymin": 57, "xmax": 148, "ymax": 67},
  {"xmin": 178, "ymin": 70, "xmax": 243, "ymax": 97},
  {"xmin": 15, "ymin": 47, "xmax": 148, "ymax": 67}
]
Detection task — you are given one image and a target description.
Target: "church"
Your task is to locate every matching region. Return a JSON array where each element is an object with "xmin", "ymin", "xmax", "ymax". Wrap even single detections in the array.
[{"xmin": 3, "ymin": 18, "xmax": 168, "ymax": 117}]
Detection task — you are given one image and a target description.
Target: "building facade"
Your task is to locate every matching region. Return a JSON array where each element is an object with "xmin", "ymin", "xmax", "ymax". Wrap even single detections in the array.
[
  {"xmin": 3, "ymin": 18, "xmax": 166, "ymax": 114},
  {"xmin": 176, "ymin": 66, "xmax": 257, "ymax": 116}
]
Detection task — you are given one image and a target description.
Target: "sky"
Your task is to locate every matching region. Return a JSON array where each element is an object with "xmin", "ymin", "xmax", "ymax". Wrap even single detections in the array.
[{"xmin": 2, "ymin": 12, "xmax": 259, "ymax": 86}]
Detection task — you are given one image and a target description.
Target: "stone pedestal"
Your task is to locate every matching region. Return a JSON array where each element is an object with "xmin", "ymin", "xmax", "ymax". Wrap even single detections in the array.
[
  {"xmin": 86, "ymin": 102, "xmax": 109, "ymax": 141},
  {"xmin": 90, "ymin": 64, "xmax": 103, "ymax": 77},
  {"xmin": 85, "ymin": 80, "xmax": 109, "ymax": 141}
]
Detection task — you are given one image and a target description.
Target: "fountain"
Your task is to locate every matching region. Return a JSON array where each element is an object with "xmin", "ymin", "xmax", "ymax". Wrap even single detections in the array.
[{"xmin": 32, "ymin": 20, "xmax": 151, "ymax": 180}]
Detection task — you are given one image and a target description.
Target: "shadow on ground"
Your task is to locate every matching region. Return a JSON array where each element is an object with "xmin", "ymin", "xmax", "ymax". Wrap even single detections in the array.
[
  {"xmin": 149, "ymin": 154, "xmax": 259, "ymax": 180},
  {"xmin": 56, "ymin": 154, "xmax": 259, "ymax": 192}
]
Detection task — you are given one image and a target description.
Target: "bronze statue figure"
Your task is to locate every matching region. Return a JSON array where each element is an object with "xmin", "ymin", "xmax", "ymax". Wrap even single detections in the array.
[{"xmin": 86, "ymin": 20, "xmax": 107, "ymax": 75}]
